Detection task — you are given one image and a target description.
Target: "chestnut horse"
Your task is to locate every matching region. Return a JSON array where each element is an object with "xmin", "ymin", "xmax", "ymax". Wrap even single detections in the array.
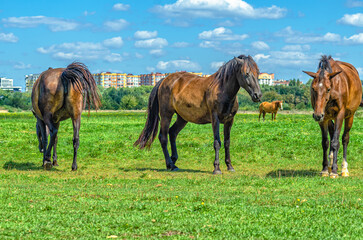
[
  {"xmin": 31, "ymin": 62, "xmax": 101, "ymax": 170},
  {"xmin": 303, "ymin": 55, "xmax": 362, "ymax": 178},
  {"xmin": 259, "ymin": 101, "xmax": 283, "ymax": 121},
  {"xmin": 135, "ymin": 55, "xmax": 262, "ymax": 174}
]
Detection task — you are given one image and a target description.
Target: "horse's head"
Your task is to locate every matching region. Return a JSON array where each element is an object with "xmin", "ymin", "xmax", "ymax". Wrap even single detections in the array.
[
  {"xmin": 235, "ymin": 55, "xmax": 262, "ymax": 102},
  {"xmin": 275, "ymin": 101, "xmax": 283, "ymax": 110},
  {"xmin": 303, "ymin": 56, "xmax": 341, "ymax": 122}
]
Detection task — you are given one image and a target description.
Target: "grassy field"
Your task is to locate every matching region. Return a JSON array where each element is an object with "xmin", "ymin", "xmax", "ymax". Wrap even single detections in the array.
[{"xmin": 0, "ymin": 111, "xmax": 362, "ymax": 239}]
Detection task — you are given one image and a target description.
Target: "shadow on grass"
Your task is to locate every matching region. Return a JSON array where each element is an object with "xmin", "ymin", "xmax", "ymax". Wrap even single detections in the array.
[
  {"xmin": 266, "ymin": 169, "xmax": 319, "ymax": 178},
  {"xmin": 120, "ymin": 167, "xmax": 210, "ymax": 174},
  {"xmin": 3, "ymin": 161, "xmax": 59, "ymax": 171}
]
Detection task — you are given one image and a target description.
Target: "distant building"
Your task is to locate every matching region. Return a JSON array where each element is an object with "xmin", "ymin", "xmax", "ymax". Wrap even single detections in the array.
[
  {"xmin": 93, "ymin": 72, "xmax": 127, "ymax": 89},
  {"xmin": 258, "ymin": 73, "xmax": 274, "ymax": 86},
  {"xmin": 126, "ymin": 74, "xmax": 140, "ymax": 87},
  {"xmin": 0, "ymin": 77, "xmax": 22, "ymax": 92},
  {"xmin": 25, "ymin": 74, "xmax": 40, "ymax": 92},
  {"xmin": 273, "ymin": 80, "xmax": 290, "ymax": 86},
  {"xmin": 140, "ymin": 72, "xmax": 167, "ymax": 86}
]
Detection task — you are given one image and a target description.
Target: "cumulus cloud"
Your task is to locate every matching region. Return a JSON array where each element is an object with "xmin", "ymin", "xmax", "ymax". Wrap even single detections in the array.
[
  {"xmin": 153, "ymin": 0, "xmax": 287, "ymax": 19},
  {"xmin": 251, "ymin": 41, "xmax": 269, "ymax": 50},
  {"xmin": 357, "ymin": 67, "xmax": 363, "ymax": 76},
  {"xmin": 134, "ymin": 30, "xmax": 158, "ymax": 39},
  {"xmin": 281, "ymin": 44, "xmax": 310, "ymax": 51},
  {"xmin": 338, "ymin": 13, "xmax": 363, "ymax": 27},
  {"xmin": 156, "ymin": 60, "xmax": 201, "ymax": 71},
  {"xmin": 2, "ymin": 16, "xmax": 79, "ymax": 32},
  {"xmin": 344, "ymin": 33, "xmax": 363, "ymax": 44},
  {"xmin": 258, "ymin": 51, "xmax": 321, "ymax": 67},
  {"xmin": 37, "ymin": 38, "xmax": 126, "ymax": 62},
  {"xmin": 198, "ymin": 27, "xmax": 248, "ymax": 41},
  {"xmin": 14, "ymin": 62, "xmax": 31, "ymax": 69},
  {"xmin": 104, "ymin": 19, "xmax": 129, "ymax": 31},
  {"xmin": 149, "ymin": 49, "xmax": 166, "ymax": 57},
  {"xmin": 199, "ymin": 41, "xmax": 219, "ymax": 48},
  {"xmin": 276, "ymin": 26, "xmax": 341, "ymax": 44},
  {"xmin": 253, "ymin": 54, "xmax": 270, "ymax": 62},
  {"xmin": 113, "ymin": 3, "xmax": 130, "ymax": 11},
  {"xmin": 134, "ymin": 38, "xmax": 168, "ymax": 48},
  {"xmin": 0, "ymin": 32, "xmax": 18, "ymax": 43},
  {"xmin": 172, "ymin": 42, "xmax": 190, "ymax": 48},
  {"xmin": 103, "ymin": 37, "xmax": 123, "ymax": 48}
]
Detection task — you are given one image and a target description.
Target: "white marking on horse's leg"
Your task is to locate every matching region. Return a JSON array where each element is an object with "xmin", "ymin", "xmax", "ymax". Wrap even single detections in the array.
[
  {"xmin": 341, "ymin": 160, "xmax": 349, "ymax": 177},
  {"xmin": 328, "ymin": 152, "xmax": 333, "ymax": 173}
]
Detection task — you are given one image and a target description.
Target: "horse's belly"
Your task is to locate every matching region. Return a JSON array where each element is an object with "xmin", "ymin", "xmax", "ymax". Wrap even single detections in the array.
[{"xmin": 174, "ymin": 102, "xmax": 211, "ymax": 124}]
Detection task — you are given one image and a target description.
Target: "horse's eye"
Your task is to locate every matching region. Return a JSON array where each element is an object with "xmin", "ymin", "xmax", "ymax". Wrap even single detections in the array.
[{"xmin": 327, "ymin": 88, "xmax": 331, "ymax": 92}]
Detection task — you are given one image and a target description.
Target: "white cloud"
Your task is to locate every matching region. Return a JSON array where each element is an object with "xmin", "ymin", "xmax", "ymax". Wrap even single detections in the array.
[
  {"xmin": 146, "ymin": 66, "xmax": 156, "ymax": 72},
  {"xmin": 198, "ymin": 27, "xmax": 248, "ymax": 41},
  {"xmin": 172, "ymin": 42, "xmax": 190, "ymax": 48},
  {"xmin": 156, "ymin": 60, "xmax": 201, "ymax": 71},
  {"xmin": 251, "ymin": 41, "xmax": 269, "ymax": 50},
  {"xmin": 84, "ymin": 11, "xmax": 96, "ymax": 16},
  {"xmin": 134, "ymin": 38, "xmax": 168, "ymax": 48},
  {"xmin": 253, "ymin": 54, "xmax": 270, "ymax": 62},
  {"xmin": 199, "ymin": 41, "xmax": 219, "ymax": 48},
  {"xmin": 210, "ymin": 61, "xmax": 224, "ymax": 70},
  {"xmin": 104, "ymin": 19, "xmax": 129, "ymax": 31},
  {"xmin": 153, "ymin": 0, "xmax": 286, "ymax": 19},
  {"xmin": 2, "ymin": 16, "xmax": 79, "ymax": 32},
  {"xmin": 149, "ymin": 49, "xmax": 165, "ymax": 57},
  {"xmin": 0, "ymin": 32, "xmax": 18, "ymax": 43},
  {"xmin": 259, "ymin": 51, "xmax": 321, "ymax": 67},
  {"xmin": 105, "ymin": 53, "xmax": 123, "ymax": 62},
  {"xmin": 276, "ymin": 26, "xmax": 341, "ymax": 44},
  {"xmin": 103, "ymin": 37, "xmax": 123, "ymax": 48},
  {"xmin": 347, "ymin": 0, "xmax": 363, "ymax": 7},
  {"xmin": 113, "ymin": 3, "xmax": 130, "ymax": 11},
  {"xmin": 338, "ymin": 13, "xmax": 363, "ymax": 27},
  {"xmin": 344, "ymin": 33, "xmax": 363, "ymax": 44},
  {"xmin": 14, "ymin": 62, "xmax": 31, "ymax": 69},
  {"xmin": 281, "ymin": 44, "xmax": 310, "ymax": 51},
  {"xmin": 37, "ymin": 39, "xmax": 126, "ymax": 62},
  {"xmin": 135, "ymin": 53, "xmax": 144, "ymax": 59},
  {"xmin": 357, "ymin": 67, "xmax": 363, "ymax": 76},
  {"xmin": 134, "ymin": 30, "xmax": 158, "ymax": 39}
]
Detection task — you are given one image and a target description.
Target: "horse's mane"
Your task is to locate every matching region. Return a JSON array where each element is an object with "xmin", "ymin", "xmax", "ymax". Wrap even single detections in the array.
[
  {"xmin": 215, "ymin": 55, "xmax": 259, "ymax": 86},
  {"xmin": 318, "ymin": 55, "xmax": 333, "ymax": 78}
]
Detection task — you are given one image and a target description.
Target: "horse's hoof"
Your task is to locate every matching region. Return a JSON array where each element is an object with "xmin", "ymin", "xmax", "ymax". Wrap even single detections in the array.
[
  {"xmin": 341, "ymin": 172, "xmax": 349, "ymax": 177},
  {"xmin": 330, "ymin": 173, "xmax": 339, "ymax": 179},
  {"xmin": 213, "ymin": 169, "xmax": 222, "ymax": 175},
  {"xmin": 320, "ymin": 171, "xmax": 329, "ymax": 177},
  {"xmin": 71, "ymin": 166, "xmax": 77, "ymax": 171},
  {"xmin": 53, "ymin": 162, "xmax": 59, "ymax": 167},
  {"xmin": 171, "ymin": 167, "xmax": 179, "ymax": 171},
  {"xmin": 43, "ymin": 161, "xmax": 52, "ymax": 170},
  {"xmin": 228, "ymin": 167, "xmax": 235, "ymax": 172}
]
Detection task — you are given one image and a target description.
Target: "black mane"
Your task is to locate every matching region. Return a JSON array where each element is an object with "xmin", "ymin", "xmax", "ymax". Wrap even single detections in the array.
[{"xmin": 318, "ymin": 55, "xmax": 332, "ymax": 78}]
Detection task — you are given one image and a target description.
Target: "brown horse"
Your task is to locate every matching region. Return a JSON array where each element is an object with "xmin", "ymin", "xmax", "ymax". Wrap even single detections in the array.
[
  {"xmin": 259, "ymin": 101, "xmax": 283, "ymax": 121},
  {"xmin": 303, "ymin": 55, "xmax": 362, "ymax": 178},
  {"xmin": 135, "ymin": 55, "xmax": 262, "ymax": 174},
  {"xmin": 31, "ymin": 62, "xmax": 101, "ymax": 170}
]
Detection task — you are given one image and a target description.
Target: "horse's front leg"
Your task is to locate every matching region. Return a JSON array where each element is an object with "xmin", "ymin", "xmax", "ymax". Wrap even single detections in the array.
[
  {"xmin": 330, "ymin": 110, "xmax": 345, "ymax": 178},
  {"xmin": 224, "ymin": 119, "xmax": 235, "ymax": 172},
  {"xmin": 159, "ymin": 113, "xmax": 178, "ymax": 171},
  {"xmin": 52, "ymin": 123, "xmax": 59, "ymax": 167},
  {"xmin": 319, "ymin": 121, "xmax": 329, "ymax": 177},
  {"xmin": 211, "ymin": 114, "xmax": 222, "ymax": 174}
]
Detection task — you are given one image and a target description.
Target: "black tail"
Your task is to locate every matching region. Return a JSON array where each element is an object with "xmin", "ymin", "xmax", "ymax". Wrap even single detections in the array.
[
  {"xmin": 61, "ymin": 62, "xmax": 101, "ymax": 113},
  {"xmin": 134, "ymin": 80, "xmax": 163, "ymax": 149}
]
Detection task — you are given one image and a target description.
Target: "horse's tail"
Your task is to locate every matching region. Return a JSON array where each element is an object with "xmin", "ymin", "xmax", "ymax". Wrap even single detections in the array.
[
  {"xmin": 134, "ymin": 80, "xmax": 163, "ymax": 149},
  {"xmin": 360, "ymin": 98, "xmax": 363, "ymax": 107},
  {"xmin": 61, "ymin": 62, "xmax": 101, "ymax": 113}
]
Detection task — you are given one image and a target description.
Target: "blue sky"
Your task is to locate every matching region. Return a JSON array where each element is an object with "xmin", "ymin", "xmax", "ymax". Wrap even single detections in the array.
[{"xmin": 1, "ymin": 0, "xmax": 363, "ymax": 88}]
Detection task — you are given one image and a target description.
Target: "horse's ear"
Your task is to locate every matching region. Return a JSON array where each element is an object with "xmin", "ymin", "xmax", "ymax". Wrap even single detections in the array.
[
  {"xmin": 328, "ymin": 71, "xmax": 342, "ymax": 79},
  {"xmin": 303, "ymin": 71, "xmax": 317, "ymax": 79}
]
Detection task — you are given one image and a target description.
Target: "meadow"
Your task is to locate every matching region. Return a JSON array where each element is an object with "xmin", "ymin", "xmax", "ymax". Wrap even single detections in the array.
[{"xmin": 0, "ymin": 111, "xmax": 362, "ymax": 239}]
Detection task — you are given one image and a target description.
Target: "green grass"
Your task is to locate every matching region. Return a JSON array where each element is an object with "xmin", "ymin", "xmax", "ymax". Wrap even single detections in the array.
[{"xmin": 0, "ymin": 111, "xmax": 362, "ymax": 239}]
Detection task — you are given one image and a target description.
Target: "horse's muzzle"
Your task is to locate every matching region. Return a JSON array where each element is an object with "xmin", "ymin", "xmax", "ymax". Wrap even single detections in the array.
[
  {"xmin": 251, "ymin": 92, "xmax": 262, "ymax": 102},
  {"xmin": 313, "ymin": 113, "xmax": 324, "ymax": 122}
]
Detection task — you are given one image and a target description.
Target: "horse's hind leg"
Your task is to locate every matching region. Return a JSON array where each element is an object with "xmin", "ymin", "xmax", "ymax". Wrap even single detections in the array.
[
  {"xmin": 43, "ymin": 114, "xmax": 59, "ymax": 170},
  {"xmin": 52, "ymin": 122, "xmax": 60, "ymax": 166},
  {"xmin": 258, "ymin": 111, "xmax": 262, "ymax": 121},
  {"xmin": 262, "ymin": 111, "xmax": 266, "ymax": 121},
  {"xmin": 36, "ymin": 118, "xmax": 44, "ymax": 153},
  {"xmin": 341, "ymin": 116, "xmax": 353, "ymax": 177},
  {"xmin": 224, "ymin": 119, "xmax": 235, "ymax": 172},
  {"xmin": 71, "ymin": 117, "xmax": 81, "ymax": 171},
  {"xmin": 169, "ymin": 115, "xmax": 187, "ymax": 165},
  {"xmin": 159, "ymin": 113, "xmax": 178, "ymax": 171}
]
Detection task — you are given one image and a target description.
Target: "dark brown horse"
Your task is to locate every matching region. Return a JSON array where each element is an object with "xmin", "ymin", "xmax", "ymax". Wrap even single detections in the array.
[
  {"xmin": 31, "ymin": 62, "xmax": 101, "ymax": 170},
  {"xmin": 303, "ymin": 55, "xmax": 362, "ymax": 178},
  {"xmin": 259, "ymin": 100, "xmax": 283, "ymax": 121},
  {"xmin": 135, "ymin": 55, "xmax": 262, "ymax": 174}
]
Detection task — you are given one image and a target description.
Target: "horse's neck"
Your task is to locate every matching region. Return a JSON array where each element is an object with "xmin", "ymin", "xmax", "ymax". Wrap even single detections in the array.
[{"xmin": 220, "ymin": 74, "xmax": 240, "ymax": 101}]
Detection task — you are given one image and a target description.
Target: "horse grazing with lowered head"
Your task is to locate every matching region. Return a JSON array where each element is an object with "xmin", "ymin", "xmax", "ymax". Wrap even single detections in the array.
[
  {"xmin": 32, "ymin": 62, "xmax": 101, "ymax": 170},
  {"xmin": 259, "ymin": 101, "xmax": 283, "ymax": 121},
  {"xmin": 135, "ymin": 55, "xmax": 262, "ymax": 174},
  {"xmin": 303, "ymin": 55, "xmax": 362, "ymax": 178}
]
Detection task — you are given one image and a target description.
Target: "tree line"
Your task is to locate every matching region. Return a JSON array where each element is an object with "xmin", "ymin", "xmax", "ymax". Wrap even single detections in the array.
[{"xmin": 1, "ymin": 79, "xmax": 361, "ymax": 112}]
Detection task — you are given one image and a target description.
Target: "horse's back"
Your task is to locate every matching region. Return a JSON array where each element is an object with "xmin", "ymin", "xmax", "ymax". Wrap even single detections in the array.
[
  {"xmin": 159, "ymin": 72, "xmax": 214, "ymax": 123},
  {"xmin": 32, "ymin": 68, "xmax": 65, "ymax": 119},
  {"xmin": 260, "ymin": 102, "xmax": 273, "ymax": 112}
]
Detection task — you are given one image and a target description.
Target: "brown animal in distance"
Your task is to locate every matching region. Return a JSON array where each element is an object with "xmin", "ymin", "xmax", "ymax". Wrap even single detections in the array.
[
  {"xmin": 31, "ymin": 62, "xmax": 101, "ymax": 170},
  {"xmin": 259, "ymin": 101, "xmax": 283, "ymax": 121},
  {"xmin": 303, "ymin": 55, "xmax": 362, "ymax": 178},
  {"xmin": 135, "ymin": 55, "xmax": 262, "ymax": 174}
]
